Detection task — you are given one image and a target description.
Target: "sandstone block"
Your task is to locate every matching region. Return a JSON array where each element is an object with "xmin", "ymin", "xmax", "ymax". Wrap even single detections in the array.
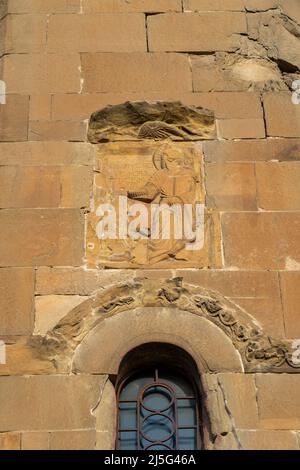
[
  {"xmin": 29, "ymin": 120, "xmax": 87, "ymax": 141},
  {"xmin": 0, "ymin": 268, "xmax": 34, "ymax": 335},
  {"xmin": 237, "ymin": 430, "xmax": 299, "ymax": 450},
  {"xmin": 0, "ymin": 432, "xmax": 20, "ymax": 450},
  {"xmin": 256, "ymin": 374, "xmax": 300, "ymax": 429},
  {"xmin": 47, "ymin": 13, "xmax": 146, "ymax": 52},
  {"xmin": 256, "ymin": 162, "xmax": 300, "ymax": 210},
  {"xmin": 280, "ymin": 272, "xmax": 300, "ymax": 338},
  {"xmin": 50, "ymin": 430, "xmax": 96, "ymax": 450},
  {"xmin": 217, "ymin": 118, "xmax": 265, "ymax": 139},
  {"xmin": 206, "ymin": 163, "xmax": 257, "ymax": 210},
  {"xmin": 0, "ymin": 209, "xmax": 84, "ymax": 267},
  {"xmin": 264, "ymin": 92, "xmax": 300, "ymax": 138},
  {"xmin": 218, "ymin": 373, "xmax": 259, "ymax": 428},
  {"xmin": 0, "ymin": 375, "xmax": 106, "ymax": 431},
  {"xmin": 222, "ymin": 212, "xmax": 300, "ymax": 269},
  {"xmin": 2, "ymin": 54, "xmax": 81, "ymax": 94},
  {"xmin": 0, "ymin": 94, "xmax": 29, "ymax": 142},
  {"xmin": 81, "ymin": 53, "xmax": 192, "ymax": 93},
  {"xmin": 29, "ymin": 95, "xmax": 52, "ymax": 121},
  {"xmin": 22, "ymin": 432, "xmax": 49, "ymax": 450},
  {"xmin": 84, "ymin": 0, "xmax": 182, "ymax": 12},
  {"xmin": 6, "ymin": 0, "xmax": 81, "ymax": 13},
  {"xmin": 2, "ymin": 14, "xmax": 46, "ymax": 53},
  {"xmin": 34, "ymin": 295, "xmax": 88, "ymax": 335},
  {"xmin": 147, "ymin": 12, "xmax": 247, "ymax": 52},
  {"xmin": 203, "ymin": 139, "xmax": 300, "ymax": 163},
  {"xmin": 184, "ymin": 0, "xmax": 245, "ymax": 10},
  {"xmin": 0, "ymin": 142, "xmax": 95, "ymax": 166}
]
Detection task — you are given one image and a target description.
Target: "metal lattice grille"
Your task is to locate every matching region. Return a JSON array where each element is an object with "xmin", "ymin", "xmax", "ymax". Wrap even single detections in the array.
[{"xmin": 117, "ymin": 368, "xmax": 201, "ymax": 450}]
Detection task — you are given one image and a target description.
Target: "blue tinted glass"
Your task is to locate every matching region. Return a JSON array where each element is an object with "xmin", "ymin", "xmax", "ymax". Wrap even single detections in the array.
[{"xmin": 118, "ymin": 431, "xmax": 137, "ymax": 450}]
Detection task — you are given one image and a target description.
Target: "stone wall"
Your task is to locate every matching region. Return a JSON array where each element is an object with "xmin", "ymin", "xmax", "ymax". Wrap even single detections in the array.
[{"xmin": 0, "ymin": 0, "xmax": 300, "ymax": 450}]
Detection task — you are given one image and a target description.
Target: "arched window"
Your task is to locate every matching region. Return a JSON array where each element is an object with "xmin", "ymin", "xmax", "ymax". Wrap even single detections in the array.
[{"xmin": 116, "ymin": 343, "xmax": 203, "ymax": 450}]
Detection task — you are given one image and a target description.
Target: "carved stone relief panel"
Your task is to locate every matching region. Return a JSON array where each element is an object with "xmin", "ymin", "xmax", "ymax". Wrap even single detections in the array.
[{"xmin": 86, "ymin": 141, "xmax": 221, "ymax": 269}]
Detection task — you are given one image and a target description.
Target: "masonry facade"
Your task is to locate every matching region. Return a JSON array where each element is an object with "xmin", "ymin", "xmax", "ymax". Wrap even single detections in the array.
[{"xmin": 0, "ymin": 0, "xmax": 300, "ymax": 451}]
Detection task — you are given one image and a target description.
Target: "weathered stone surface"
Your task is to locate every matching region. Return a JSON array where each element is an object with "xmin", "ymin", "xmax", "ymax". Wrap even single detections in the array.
[
  {"xmin": 84, "ymin": 0, "xmax": 182, "ymax": 12},
  {"xmin": 0, "ymin": 209, "xmax": 84, "ymax": 267},
  {"xmin": 29, "ymin": 95, "xmax": 51, "ymax": 121},
  {"xmin": 0, "ymin": 142, "xmax": 95, "ymax": 166},
  {"xmin": 0, "ymin": 94, "xmax": 29, "ymax": 142},
  {"xmin": 6, "ymin": 0, "xmax": 81, "ymax": 13},
  {"xmin": 177, "ymin": 270, "xmax": 284, "ymax": 337},
  {"xmin": 280, "ymin": 272, "xmax": 300, "ymax": 338},
  {"xmin": 147, "ymin": 12, "xmax": 247, "ymax": 52},
  {"xmin": 28, "ymin": 120, "xmax": 87, "ymax": 141},
  {"xmin": 205, "ymin": 163, "xmax": 257, "ymax": 210},
  {"xmin": 73, "ymin": 307, "xmax": 243, "ymax": 374},
  {"xmin": 34, "ymin": 295, "xmax": 89, "ymax": 335},
  {"xmin": 22, "ymin": 432, "xmax": 49, "ymax": 450},
  {"xmin": 50, "ymin": 431, "xmax": 96, "ymax": 450},
  {"xmin": 0, "ymin": 375, "xmax": 106, "ymax": 431},
  {"xmin": 94, "ymin": 380, "xmax": 116, "ymax": 450},
  {"xmin": 256, "ymin": 374, "xmax": 300, "ymax": 429},
  {"xmin": 281, "ymin": 0, "xmax": 300, "ymax": 25},
  {"xmin": 184, "ymin": 0, "xmax": 279, "ymax": 10},
  {"xmin": 237, "ymin": 430, "xmax": 299, "ymax": 450},
  {"xmin": 256, "ymin": 162, "xmax": 300, "ymax": 210},
  {"xmin": 0, "ymin": 268, "xmax": 34, "ymax": 335},
  {"xmin": 0, "ymin": 337, "xmax": 56, "ymax": 376},
  {"xmin": 222, "ymin": 213, "xmax": 300, "ymax": 270},
  {"xmin": 217, "ymin": 118, "xmax": 265, "ymax": 139},
  {"xmin": 218, "ymin": 373, "xmax": 259, "ymax": 428},
  {"xmin": 36, "ymin": 267, "xmax": 135, "ymax": 295},
  {"xmin": 2, "ymin": 14, "xmax": 46, "ymax": 53},
  {"xmin": 2, "ymin": 54, "xmax": 81, "ymax": 94},
  {"xmin": 203, "ymin": 139, "xmax": 300, "ymax": 163},
  {"xmin": 192, "ymin": 55, "xmax": 286, "ymax": 92},
  {"xmin": 0, "ymin": 432, "xmax": 20, "ymax": 450},
  {"xmin": 264, "ymin": 93, "xmax": 300, "ymax": 138},
  {"xmin": 47, "ymin": 13, "xmax": 146, "ymax": 52},
  {"xmin": 81, "ymin": 54, "xmax": 192, "ymax": 94},
  {"xmin": 213, "ymin": 433, "xmax": 239, "ymax": 450},
  {"xmin": 201, "ymin": 374, "xmax": 232, "ymax": 438},
  {"xmin": 88, "ymin": 101, "xmax": 215, "ymax": 143}
]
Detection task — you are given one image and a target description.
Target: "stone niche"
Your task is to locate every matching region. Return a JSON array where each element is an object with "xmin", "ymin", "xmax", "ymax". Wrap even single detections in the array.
[{"xmin": 86, "ymin": 101, "xmax": 221, "ymax": 269}]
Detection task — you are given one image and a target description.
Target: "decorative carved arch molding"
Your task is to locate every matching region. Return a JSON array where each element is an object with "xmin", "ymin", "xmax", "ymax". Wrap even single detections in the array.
[{"xmin": 31, "ymin": 278, "xmax": 300, "ymax": 375}]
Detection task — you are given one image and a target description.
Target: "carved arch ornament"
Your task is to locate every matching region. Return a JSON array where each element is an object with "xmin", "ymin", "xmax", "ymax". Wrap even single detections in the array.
[{"xmin": 31, "ymin": 278, "xmax": 300, "ymax": 375}]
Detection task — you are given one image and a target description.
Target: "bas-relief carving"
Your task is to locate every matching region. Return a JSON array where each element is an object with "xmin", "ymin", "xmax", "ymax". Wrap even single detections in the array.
[
  {"xmin": 87, "ymin": 101, "xmax": 215, "ymax": 143},
  {"xmin": 86, "ymin": 141, "xmax": 221, "ymax": 269},
  {"xmin": 31, "ymin": 278, "xmax": 300, "ymax": 374}
]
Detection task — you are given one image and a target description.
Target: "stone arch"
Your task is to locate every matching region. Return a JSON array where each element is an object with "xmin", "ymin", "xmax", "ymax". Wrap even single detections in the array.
[{"xmin": 31, "ymin": 277, "xmax": 299, "ymax": 375}]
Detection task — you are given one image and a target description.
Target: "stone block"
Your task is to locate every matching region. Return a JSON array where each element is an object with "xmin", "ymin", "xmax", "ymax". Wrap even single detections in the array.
[
  {"xmin": 264, "ymin": 93, "xmax": 300, "ymax": 138},
  {"xmin": 218, "ymin": 373, "xmax": 259, "ymax": 428},
  {"xmin": 222, "ymin": 212, "xmax": 300, "ymax": 270},
  {"xmin": 6, "ymin": 0, "xmax": 81, "ymax": 13},
  {"xmin": 203, "ymin": 139, "xmax": 300, "ymax": 163},
  {"xmin": 81, "ymin": 53, "xmax": 192, "ymax": 93},
  {"xmin": 47, "ymin": 13, "xmax": 146, "ymax": 52},
  {"xmin": 256, "ymin": 162, "xmax": 300, "ymax": 210},
  {"xmin": 217, "ymin": 118, "xmax": 265, "ymax": 139},
  {"xmin": 50, "ymin": 431, "xmax": 96, "ymax": 450},
  {"xmin": 280, "ymin": 272, "xmax": 300, "ymax": 338},
  {"xmin": 2, "ymin": 54, "xmax": 81, "ymax": 94},
  {"xmin": 0, "ymin": 209, "xmax": 84, "ymax": 267},
  {"xmin": 147, "ymin": 12, "xmax": 247, "ymax": 52},
  {"xmin": 0, "ymin": 268, "xmax": 34, "ymax": 335},
  {"xmin": 0, "ymin": 94, "xmax": 29, "ymax": 142},
  {"xmin": 237, "ymin": 430, "xmax": 299, "ymax": 450},
  {"xmin": 28, "ymin": 120, "xmax": 87, "ymax": 141},
  {"xmin": 205, "ymin": 163, "xmax": 257, "ymax": 210},
  {"xmin": 84, "ymin": 0, "xmax": 182, "ymax": 12},
  {"xmin": 0, "ymin": 375, "xmax": 106, "ymax": 431},
  {"xmin": 0, "ymin": 142, "xmax": 95, "ymax": 166},
  {"xmin": 34, "ymin": 295, "xmax": 88, "ymax": 335},
  {"xmin": 29, "ymin": 95, "xmax": 51, "ymax": 121},
  {"xmin": 22, "ymin": 432, "xmax": 49, "ymax": 450},
  {"xmin": 256, "ymin": 374, "xmax": 300, "ymax": 429},
  {"xmin": 0, "ymin": 432, "xmax": 20, "ymax": 450},
  {"xmin": 3, "ymin": 14, "xmax": 46, "ymax": 53}
]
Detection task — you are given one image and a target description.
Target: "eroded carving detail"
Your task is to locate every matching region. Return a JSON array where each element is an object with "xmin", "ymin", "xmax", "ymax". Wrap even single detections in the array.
[
  {"xmin": 88, "ymin": 101, "xmax": 215, "ymax": 143},
  {"xmin": 29, "ymin": 278, "xmax": 300, "ymax": 375}
]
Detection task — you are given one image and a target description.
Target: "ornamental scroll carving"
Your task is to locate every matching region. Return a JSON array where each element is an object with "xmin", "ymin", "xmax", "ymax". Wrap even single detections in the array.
[{"xmin": 32, "ymin": 278, "xmax": 300, "ymax": 374}]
